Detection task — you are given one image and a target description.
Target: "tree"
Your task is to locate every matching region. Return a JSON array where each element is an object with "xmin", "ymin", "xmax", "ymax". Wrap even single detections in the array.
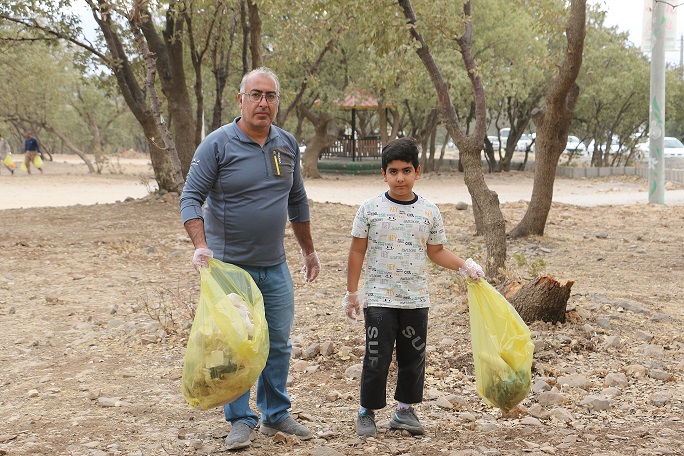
[
  {"xmin": 570, "ymin": 6, "xmax": 649, "ymax": 167},
  {"xmin": 0, "ymin": 33, "xmax": 140, "ymax": 172},
  {"xmin": 397, "ymin": 0, "xmax": 507, "ymax": 276},
  {"xmin": 509, "ymin": 0, "xmax": 586, "ymax": 238}
]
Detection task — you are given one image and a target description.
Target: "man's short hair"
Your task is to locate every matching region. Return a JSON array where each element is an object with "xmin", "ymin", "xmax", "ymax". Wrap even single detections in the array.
[
  {"xmin": 240, "ymin": 67, "xmax": 280, "ymax": 94},
  {"xmin": 382, "ymin": 137, "xmax": 420, "ymax": 171}
]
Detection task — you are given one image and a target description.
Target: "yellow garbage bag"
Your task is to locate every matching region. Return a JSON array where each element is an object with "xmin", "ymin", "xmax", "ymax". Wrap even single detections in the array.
[
  {"xmin": 33, "ymin": 155, "xmax": 43, "ymax": 168},
  {"xmin": 3, "ymin": 154, "xmax": 14, "ymax": 167},
  {"xmin": 20, "ymin": 161, "xmax": 27, "ymax": 171},
  {"xmin": 181, "ymin": 258, "xmax": 269, "ymax": 410},
  {"xmin": 468, "ymin": 279, "xmax": 534, "ymax": 412}
]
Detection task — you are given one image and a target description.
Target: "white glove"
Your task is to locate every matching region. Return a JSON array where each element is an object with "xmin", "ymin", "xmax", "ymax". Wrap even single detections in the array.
[
  {"xmin": 459, "ymin": 258, "xmax": 484, "ymax": 280},
  {"xmin": 342, "ymin": 291, "xmax": 363, "ymax": 322},
  {"xmin": 301, "ymin": 250, "xmax": 321, "ymax": 282},
  {"xmin": 192, "ymin": 248, "xmax": 213, "ymax": 273}
]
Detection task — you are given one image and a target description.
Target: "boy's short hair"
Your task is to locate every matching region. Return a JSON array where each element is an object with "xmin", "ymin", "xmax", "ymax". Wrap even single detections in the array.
[{"xmin": 382, "ymin": 137, "xmax": 420, "ymax": 171}]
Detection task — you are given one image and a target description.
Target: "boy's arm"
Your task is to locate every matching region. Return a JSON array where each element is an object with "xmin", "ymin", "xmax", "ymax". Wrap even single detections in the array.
[
  {"xmin": 343, "ymin": 236, "xmax": 368, "ymax": 321},
  {"xmin": 427, "ymin": 244, "xmax": 485, "ymax": 279},
  {"xmin": 346, "ymin": 236, "xmax": 368, "ymax": 292},
  {"xmin": 426, "ymin": 244, "xmax": 465, "ymax": 270}
]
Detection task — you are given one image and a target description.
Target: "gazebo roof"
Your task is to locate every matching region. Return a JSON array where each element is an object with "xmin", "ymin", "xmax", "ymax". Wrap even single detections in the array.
[{"xmin": 337, "ymin": 89, "xmax": 392, "ymax": 110}]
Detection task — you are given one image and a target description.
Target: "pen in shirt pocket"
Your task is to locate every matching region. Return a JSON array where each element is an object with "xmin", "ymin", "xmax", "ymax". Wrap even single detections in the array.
[{"xmin": 272, "ymin": 152, "xmax": 281, "ymax": 175}]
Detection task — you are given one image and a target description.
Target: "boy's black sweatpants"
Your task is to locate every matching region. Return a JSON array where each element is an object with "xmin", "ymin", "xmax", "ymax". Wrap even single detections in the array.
[{"xmin": 360, "ymin": 306, "xmax": 429, "ymax": 410}]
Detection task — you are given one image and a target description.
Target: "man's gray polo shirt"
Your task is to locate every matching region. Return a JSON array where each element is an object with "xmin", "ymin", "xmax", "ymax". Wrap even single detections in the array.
[{"xmin": 180, "ymin": 118, "xmax": 310, "ymax": 267}]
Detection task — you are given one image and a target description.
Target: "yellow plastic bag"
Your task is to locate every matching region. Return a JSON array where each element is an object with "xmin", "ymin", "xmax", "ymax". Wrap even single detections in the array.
[
  {"xmin": 468, "ymin": 280, "xmax": 534, "ymax": 412},
  {"xmin": 3, "ymin": 154, "xmax": 14, "ymax": 167},
  {"xmin": 181, "ymin": 258, "xmax": 269, "ymax": 410},
  {"xmin": 20, "ymin": 161, "xmax": 27, "ymax": 171},
  {"xmin": 33, "ymin": 155, "xmax": 43, "ymax": 168}
]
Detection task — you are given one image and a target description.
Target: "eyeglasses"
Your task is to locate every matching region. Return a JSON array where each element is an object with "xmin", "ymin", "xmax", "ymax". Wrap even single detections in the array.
[{"xmin": 241, "ymin": 91, "xmax": 279, "ymax": 104}]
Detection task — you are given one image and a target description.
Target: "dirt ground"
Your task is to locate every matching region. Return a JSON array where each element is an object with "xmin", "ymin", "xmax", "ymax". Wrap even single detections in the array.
[{"xmin": 0, "ymin": 156, "xmax": 683, "ymax": 455}]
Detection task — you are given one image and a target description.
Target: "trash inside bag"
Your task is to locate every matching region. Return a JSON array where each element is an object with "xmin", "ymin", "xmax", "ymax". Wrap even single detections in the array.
[
  {"xmin": 182, "ymin": 258, "xmax": 269, "ymax": 410},
  {"xmin": 468, "ymin": 279, "xmax": 534, "ymax": 412}
]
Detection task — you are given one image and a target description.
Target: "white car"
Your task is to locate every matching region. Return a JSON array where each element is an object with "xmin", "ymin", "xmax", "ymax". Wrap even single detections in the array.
[
  {"xmin": 486, "ymin": 135, "xmax": 500, "ymax": 151},
  {"xmin": 565, "ymin": 135, "xmax": 587, "ymax": 156},
  {"xmin": 663, "ymin": 137, "xmax": 684, "ymax": 157},
  {"xmin": 588, "ymin": 136, "xmax": 620, "ymax": 155},
  {"xmin": 637, "ymin": 137, "xmax": 684, "ymax": 157},
  {"xmin": 516, "ymin": 134, "xmax": 534, "ymax": 152}
]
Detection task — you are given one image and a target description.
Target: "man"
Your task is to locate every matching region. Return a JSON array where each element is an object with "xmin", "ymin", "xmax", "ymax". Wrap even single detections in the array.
[
  {"xmin": 23, "ymin": 131, "xmax": 43, "ymax": 175},
  {"xmin": 0, "ymin": 133, "xmax": 14, "ymax": 175},
  {"xmin": 180, "ymin": 67, "xmax": 320, "ymax": 451}
]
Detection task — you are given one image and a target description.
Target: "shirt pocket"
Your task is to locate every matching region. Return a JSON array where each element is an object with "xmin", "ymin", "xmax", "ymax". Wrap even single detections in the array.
[{"xmin": 269, "ymin": 147, "xmax": 295, "ymax": 178}]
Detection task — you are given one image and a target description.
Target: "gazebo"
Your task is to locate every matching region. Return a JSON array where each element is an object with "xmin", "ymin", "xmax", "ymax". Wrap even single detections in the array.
[{"xmin": 323, "ymin": 89, "xmax": 392, "ymax": 161}]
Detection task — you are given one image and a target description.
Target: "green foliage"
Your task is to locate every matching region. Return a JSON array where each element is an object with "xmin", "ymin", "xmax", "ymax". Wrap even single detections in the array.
[
  {"xmin": 571, "ymin": 5, "xmax": 650, "ymax": 157},
  {"xmin": 511, "ymin": 251, "xmax": 546, "ymax": 277}
]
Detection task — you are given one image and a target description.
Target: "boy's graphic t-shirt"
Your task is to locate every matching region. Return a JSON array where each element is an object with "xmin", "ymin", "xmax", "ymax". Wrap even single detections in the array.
[{"xmin": 351, "ymin": 192, "xmax": 447, "ymax": 309}]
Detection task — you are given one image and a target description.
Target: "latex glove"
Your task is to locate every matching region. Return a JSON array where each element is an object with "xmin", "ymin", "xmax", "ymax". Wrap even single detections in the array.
[
  {"xmin": 192, "ymin": 247, "xmax": 213, "ymax": 273},
  {"xmin": 459, "ymin": 257, "xmax": 485, "ymax": 281},
  {"xmin": 301, "ymin": 250, "xmax": 321, "ymax": 282},
  {"xmin": 343, "ymin": 291, "xmax": 363, "ymax": 322}
]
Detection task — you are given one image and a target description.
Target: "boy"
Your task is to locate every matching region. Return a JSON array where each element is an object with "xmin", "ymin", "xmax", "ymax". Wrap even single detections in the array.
[{"xmin": 343, "ymin": 137, "xmax": 484, "ymax": 437}]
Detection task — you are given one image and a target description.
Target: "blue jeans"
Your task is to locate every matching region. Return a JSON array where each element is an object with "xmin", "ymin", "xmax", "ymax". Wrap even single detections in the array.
[{"xmin": 223, "ymin": 261, "xmax": 295, "ymax": 428}]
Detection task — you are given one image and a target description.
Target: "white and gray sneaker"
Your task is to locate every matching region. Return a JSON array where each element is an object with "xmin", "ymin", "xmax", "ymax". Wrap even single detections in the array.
[
  {"xmin": 259, "ymin": 416, "xmax": 313, "ymax": 440},
  {"xmin": 225, "ymin": 422, "xmax": 255, "ymax": 450}
]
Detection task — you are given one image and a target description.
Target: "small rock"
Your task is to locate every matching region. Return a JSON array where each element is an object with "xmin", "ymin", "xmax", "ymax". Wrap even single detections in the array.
[
  {"xmin": 604, "ymin": 372, "xmax": 629, "ymax": 388},
  {"xmin": 435, "ymin": 396, "xmax": 453, "ymax": 409},
  {"xmin": 345, "ymin": 364, "xmax": 363, "ymax": 379},
  {"xmin": 580, "ymin": 395, "xmax": 612, "ymax": 411}
]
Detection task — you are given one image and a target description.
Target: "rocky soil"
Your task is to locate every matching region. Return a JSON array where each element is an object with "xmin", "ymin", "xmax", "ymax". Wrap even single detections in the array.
[{"xmin": 0, "ymin": 178, "xmax": 683, "ymax": 456}]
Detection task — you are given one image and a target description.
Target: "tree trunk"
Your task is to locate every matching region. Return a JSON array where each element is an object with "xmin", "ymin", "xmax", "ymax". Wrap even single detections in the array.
[
  {"xmin": 398, "ymin": 0, "xmax": 507, "ymax": 277},
  {"xmin": 508, "ymin": 0, "xmax": 586, "ymax": 238},
  {"xmin": 503, "ymin": 276, "xmax": 574, "ymax": 324},
  {"xmin": 247, "ymin": 0, "xmax": 261, "ymax": 69},
  {"xmin": 299, "ymin": 106, "xmax": 339, "ymax": 179},
  {"xmin": 40, "ymin": 124, "xmax": 96, "ymax": 173},
  {"xmin": 152, "ymin": 5, "xmax": 196, "ymax": 176}
]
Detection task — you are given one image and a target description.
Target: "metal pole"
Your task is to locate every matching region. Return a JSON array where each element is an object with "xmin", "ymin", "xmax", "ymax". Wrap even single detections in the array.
[
  {"xmin": 648, "ymin": 0, "xmax": 666, "ymax": 204},
  {"xmin": 351, "ymin": 108, "xmax": 357, "ymax": 162}
]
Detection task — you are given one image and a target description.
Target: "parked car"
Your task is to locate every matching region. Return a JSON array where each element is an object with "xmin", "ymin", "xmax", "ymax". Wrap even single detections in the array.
[
  {"xmin": 499, "ymin": 128, "xmax": 510, "ymax": 148},
  {"xmin": 565, "ymin": 135, "xmax": 587, "ymax": 156},
  {"xmin": 587, "ymin": 136, "xmax": 620, "ymax": 155},
  {"xmin": 636, "ymin": 137, "xmax": 684, "ymax": 157},
  {"xmin": 516, "ymin": 134, "xmax": 534, "ymax": 152},
  {"xmin": 486, "ymin": 135, "xmax": 500, "ymax": 151}
]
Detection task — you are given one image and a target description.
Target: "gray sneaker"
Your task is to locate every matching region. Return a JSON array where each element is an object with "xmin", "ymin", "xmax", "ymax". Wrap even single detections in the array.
[
  {"xmin": 356, "ymin": 410, "xmax": 377, "ymax": 437},
  {"xmin": 389, "ymin": 407, "xmax": 424, "ymax": 435},
  {"xmin": 225, "ymin": 422, "xmax": 255, "ymax": 450},
  {"xmin": 259, "ymin": 416, "xmax": 313, "ymax": 440}
]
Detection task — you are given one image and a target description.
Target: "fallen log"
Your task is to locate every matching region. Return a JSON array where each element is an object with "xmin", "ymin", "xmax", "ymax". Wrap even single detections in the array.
[{"xmin": 501, "ymin": 276, "xmax": 574, "ymax": 324}]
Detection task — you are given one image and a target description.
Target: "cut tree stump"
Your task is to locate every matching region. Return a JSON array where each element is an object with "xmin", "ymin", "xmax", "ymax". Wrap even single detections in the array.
[{"xmin": 502, "ymin": 276, "xmax": 574, "ymax": 324}]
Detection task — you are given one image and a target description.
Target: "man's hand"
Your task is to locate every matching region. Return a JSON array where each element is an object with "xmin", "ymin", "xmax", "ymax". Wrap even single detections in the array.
[
  {"xmin": 301, "ymin": 250, "xmax": 321, "ymax": 282},
  {"xmin": 459, "ymin": 258, "xmax": 485, "ymax": 280},
  {"xmin": 192, "ymin": 248, "xmax": 213, "ymax": 273}
]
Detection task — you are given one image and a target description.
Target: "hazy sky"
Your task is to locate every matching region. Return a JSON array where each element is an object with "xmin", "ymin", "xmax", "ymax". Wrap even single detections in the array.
[{"xmin": 597, "ymin": 0, "xmax": 684, "ymax": 49}]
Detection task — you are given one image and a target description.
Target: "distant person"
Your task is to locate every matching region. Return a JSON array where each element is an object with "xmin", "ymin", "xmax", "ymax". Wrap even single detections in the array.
[
  {"xmin": 343, "ymin": 137, "xmax": 485, "ymax": 438},
  {"xmin": 0, "ymin": 133, "xmax": 14, "ymax": 176},
  {"xmin": 23, "ymin": 131, "xmax": 43, "ymax": 175},
  {"xmin": 180, "ymin": 67, "xmax": 320, "ymax": 450}
]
